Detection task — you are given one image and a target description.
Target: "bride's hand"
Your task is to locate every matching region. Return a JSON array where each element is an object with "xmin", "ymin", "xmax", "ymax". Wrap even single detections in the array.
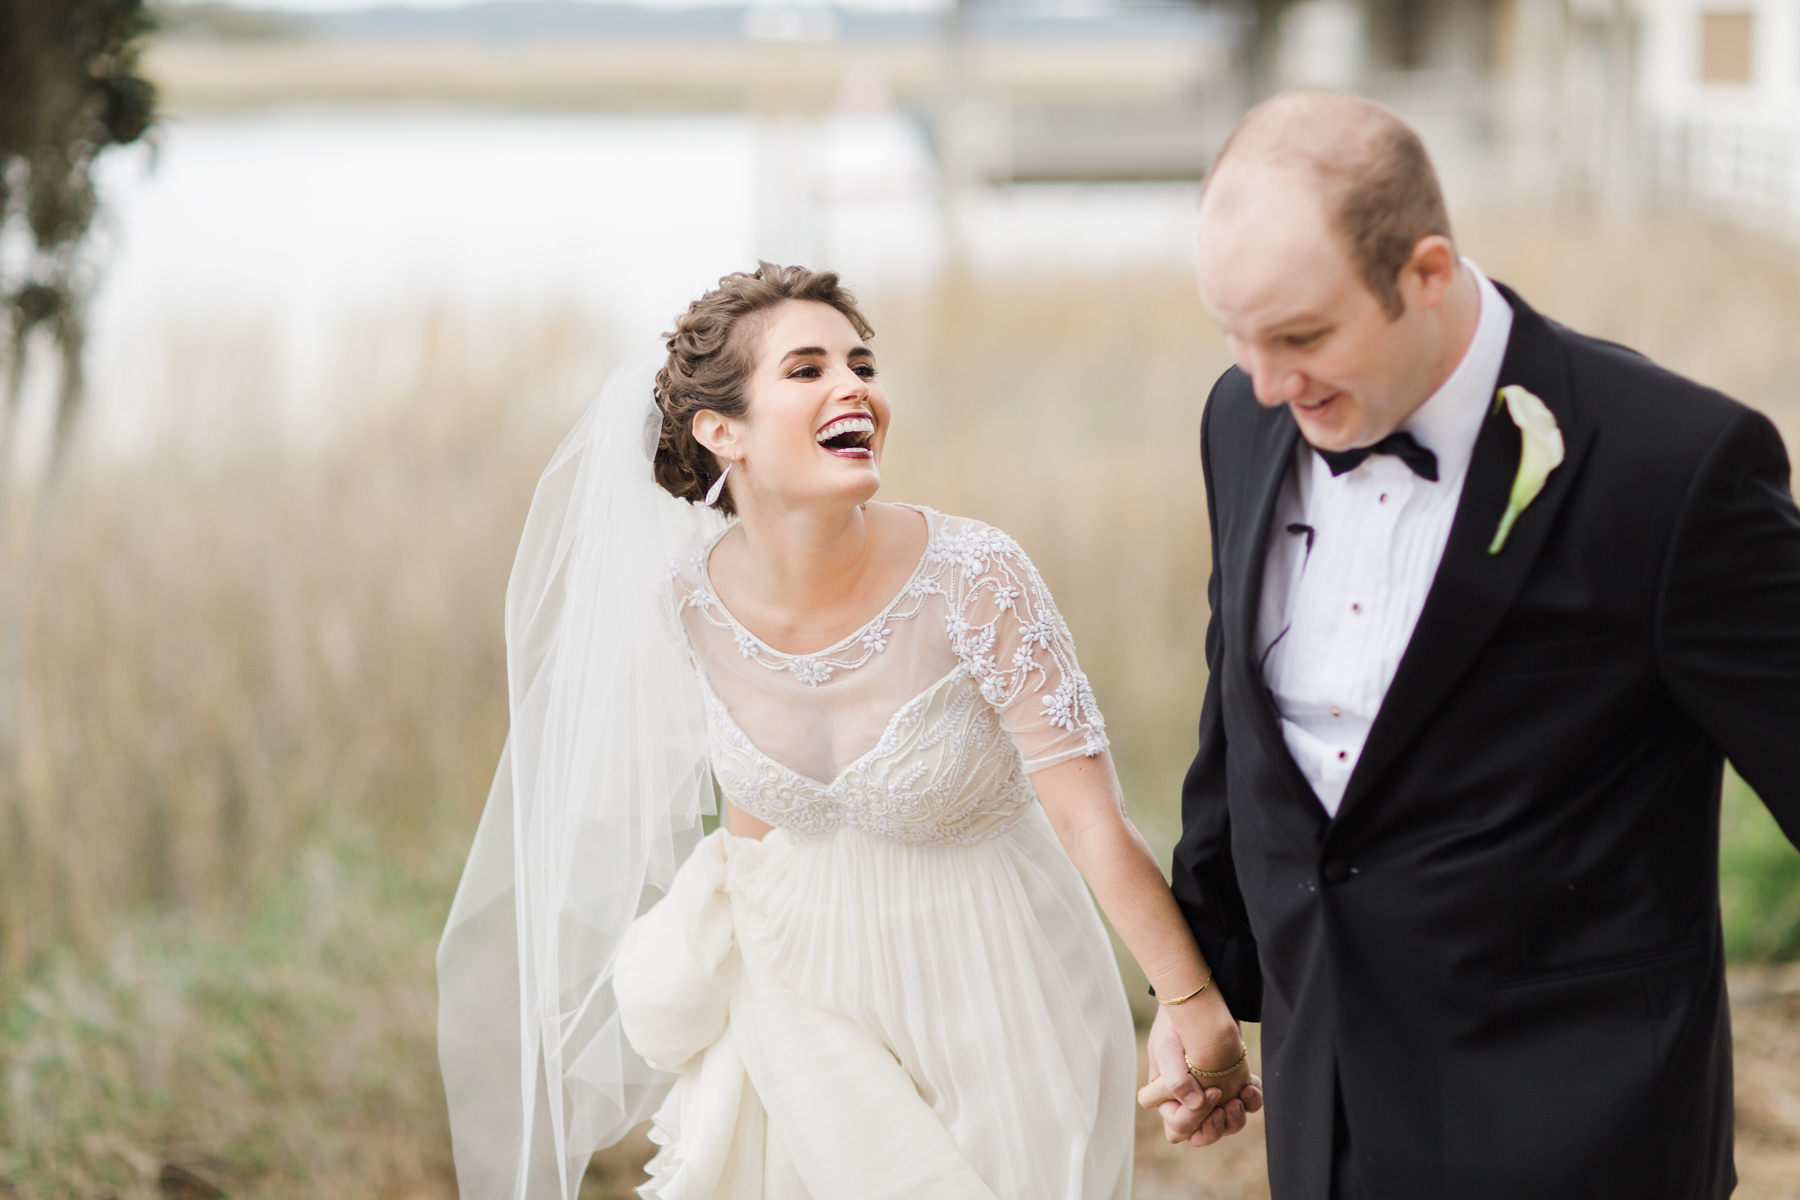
[{"xmin": 1138, "ymin": 1006, "xmax": 1263, "ymax": 1146}]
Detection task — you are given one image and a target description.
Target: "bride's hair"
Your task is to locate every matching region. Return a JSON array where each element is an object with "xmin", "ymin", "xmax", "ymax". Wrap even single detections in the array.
[{"xmin": 653, "ymin": 261, "xmax": 874, "ymax": 515}]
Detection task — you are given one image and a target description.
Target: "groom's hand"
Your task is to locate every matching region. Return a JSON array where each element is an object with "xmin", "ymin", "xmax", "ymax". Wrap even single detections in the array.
[{"xmin": 1139, "ymin": 1006, "xmax": 1263, "ymax": 1146}]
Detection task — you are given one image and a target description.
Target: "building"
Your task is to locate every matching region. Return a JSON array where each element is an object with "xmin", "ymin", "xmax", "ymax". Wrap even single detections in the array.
[{"xmin": 1640, "ymin": 0, "xmax": 1800, "ymax": 234}]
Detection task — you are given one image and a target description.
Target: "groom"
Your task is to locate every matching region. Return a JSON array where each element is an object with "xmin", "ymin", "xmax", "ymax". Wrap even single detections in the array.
[{"xmin": 1143, "ymin": 91, "xmax": 1800, "ymax": 1198}]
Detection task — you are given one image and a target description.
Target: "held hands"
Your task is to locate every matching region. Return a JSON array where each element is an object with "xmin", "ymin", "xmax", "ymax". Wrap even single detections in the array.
[{"xmin": 1138, "ymin": 1004, "xmax": 1263, "ymax": 1147}]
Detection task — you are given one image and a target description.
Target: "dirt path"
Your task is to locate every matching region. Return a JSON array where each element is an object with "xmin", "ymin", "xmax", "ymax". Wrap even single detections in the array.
[{"xmin": 1729, "ymin": 970, "xmax": 1800, "ymax": 1198}]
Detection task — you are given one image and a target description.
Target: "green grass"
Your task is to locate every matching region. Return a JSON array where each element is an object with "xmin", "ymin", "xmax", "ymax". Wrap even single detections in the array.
[
  {"xmin": 0, "ymin": 830, "xmax": 461, "ymax": 1199},
  {"xmin": 1720, "ymin": 767, "xmax": 1800, "ymax": 963}
]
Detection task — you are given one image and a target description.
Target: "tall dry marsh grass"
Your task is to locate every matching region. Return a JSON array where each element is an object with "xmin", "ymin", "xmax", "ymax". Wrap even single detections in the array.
[
  {"xmin": 2, "ymin": 310, "xmax": 605, "ymax": 971},
  {"xmin": 2, "ymin": 212, "xmax": 1799, "ymax": 1198},
  {"xmin": 0, "ymin": 309, "xmax": 607, "ymax": 1197}
]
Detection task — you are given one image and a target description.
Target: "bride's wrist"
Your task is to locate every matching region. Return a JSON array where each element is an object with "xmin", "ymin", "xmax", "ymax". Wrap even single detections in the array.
[{"xmin": 1167, "ymin": 997, "xmax": 1241, "ymax": 1061}]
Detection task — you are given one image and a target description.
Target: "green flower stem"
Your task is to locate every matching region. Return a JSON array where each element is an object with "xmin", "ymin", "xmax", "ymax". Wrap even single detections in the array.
[{"xmin": 1488, "ymin": 504, "xmax": 1522, "ymax": 555}]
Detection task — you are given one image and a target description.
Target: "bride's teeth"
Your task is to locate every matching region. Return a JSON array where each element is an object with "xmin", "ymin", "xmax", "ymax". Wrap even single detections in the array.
[{"xmin": 815, "ymin": 416, "xmax": 875, "ymax": 443}]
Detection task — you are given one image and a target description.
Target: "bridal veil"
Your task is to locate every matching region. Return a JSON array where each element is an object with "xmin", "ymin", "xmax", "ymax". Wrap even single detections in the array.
[{"xmin": 437, "ymin": 350, "xmax": 727, "ymax": 1200}]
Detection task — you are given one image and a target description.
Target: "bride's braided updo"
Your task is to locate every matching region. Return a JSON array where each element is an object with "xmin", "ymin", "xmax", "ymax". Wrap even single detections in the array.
[{"xmin": 654, "ymin": 262, "xmax": 874, "ymax": 516}]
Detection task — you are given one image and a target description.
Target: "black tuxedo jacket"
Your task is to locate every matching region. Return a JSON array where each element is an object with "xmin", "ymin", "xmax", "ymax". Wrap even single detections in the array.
[{"xmin": 1171, "ymin": 284, "xmax": 1800, "ymax": 1200}]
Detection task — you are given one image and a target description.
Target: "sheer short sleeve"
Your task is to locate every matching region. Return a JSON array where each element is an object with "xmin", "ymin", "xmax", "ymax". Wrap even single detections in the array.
[{"xmin": 938, "ymin": 520, "xmax": 1108, "ymax": 773}]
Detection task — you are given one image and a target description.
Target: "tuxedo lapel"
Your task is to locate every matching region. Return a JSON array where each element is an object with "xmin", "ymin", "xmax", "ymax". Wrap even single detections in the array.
[
  {"xmin": 1334, "ymin": 287, "xmax": 1597, "ymax": 820},
  {"xmin": 1225, "ymin": 402, "xmax": 1325, "ymax": 818}
]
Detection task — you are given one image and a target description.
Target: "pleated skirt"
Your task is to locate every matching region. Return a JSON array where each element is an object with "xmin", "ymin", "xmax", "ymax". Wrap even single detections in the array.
[{"xmin": 614, "ymin": 804, "xmax": 1136, "ymax": 1200}]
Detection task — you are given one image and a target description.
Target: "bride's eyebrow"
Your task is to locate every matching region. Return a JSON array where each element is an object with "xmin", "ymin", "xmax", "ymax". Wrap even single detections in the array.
[{"xmin": 779, "ymin": 346, "xmax": 873, "ymax": 365}]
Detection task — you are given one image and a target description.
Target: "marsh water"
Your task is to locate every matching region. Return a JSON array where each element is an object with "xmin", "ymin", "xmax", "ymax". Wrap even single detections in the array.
[{"xmin": 76, "ymin": 108, "xmax": 1202, "ymax": 451}]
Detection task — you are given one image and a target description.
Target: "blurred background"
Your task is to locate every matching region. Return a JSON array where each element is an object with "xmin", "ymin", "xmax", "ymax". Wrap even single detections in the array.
[{"xmin": 3, "ymin": 0, "xmax": 1800, "ymax": 1196}]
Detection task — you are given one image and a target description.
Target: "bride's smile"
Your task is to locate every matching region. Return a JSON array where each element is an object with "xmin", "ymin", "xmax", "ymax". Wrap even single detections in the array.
[{"xmin": 814, "ymin": 413, "xmax": 875, "ymax": 458}]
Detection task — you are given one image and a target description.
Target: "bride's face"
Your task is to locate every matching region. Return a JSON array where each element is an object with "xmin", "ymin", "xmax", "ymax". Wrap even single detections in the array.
[{"xmin": 702, "ymin": 299, "xmax": 889, "ymax": 515}]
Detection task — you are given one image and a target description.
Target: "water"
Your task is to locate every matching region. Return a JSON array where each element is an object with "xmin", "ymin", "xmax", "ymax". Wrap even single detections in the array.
[{"xmin": 77, "ymin": 107, "xmax": 1202, "ymax": 450}]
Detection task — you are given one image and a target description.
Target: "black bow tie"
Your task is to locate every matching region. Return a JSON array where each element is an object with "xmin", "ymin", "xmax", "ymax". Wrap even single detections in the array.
[{"xmin": 1315, "ymin": 431, "xmax": 1440, "ymax": 482}]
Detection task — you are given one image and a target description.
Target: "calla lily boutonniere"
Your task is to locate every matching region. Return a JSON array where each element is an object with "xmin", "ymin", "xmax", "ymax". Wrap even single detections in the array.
[{"xmin": 1488, "ymin": 385, "xmax": 1565, "ymax": 555}]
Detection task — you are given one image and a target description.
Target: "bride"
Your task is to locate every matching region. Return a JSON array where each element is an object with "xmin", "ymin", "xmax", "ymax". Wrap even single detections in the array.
[{"xmin": 437, "ymin": 264, "xmax": 1260, "ymax": 1200}]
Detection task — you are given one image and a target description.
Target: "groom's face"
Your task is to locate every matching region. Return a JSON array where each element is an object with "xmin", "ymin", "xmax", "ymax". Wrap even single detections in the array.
[{"xmin": 1195, "ymin": 172, "xmax": 1446, "ymax": 452}]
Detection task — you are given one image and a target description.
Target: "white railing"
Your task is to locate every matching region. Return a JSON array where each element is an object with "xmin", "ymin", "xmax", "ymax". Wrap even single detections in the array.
[{"xmin": 1646, "ymin": 113, "xmax": 1800, "ymax": 237}]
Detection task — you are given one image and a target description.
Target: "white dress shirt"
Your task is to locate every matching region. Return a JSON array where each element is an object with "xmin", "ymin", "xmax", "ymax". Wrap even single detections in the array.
[{"xmin": 1256, "ymin": 262, "xmax": 1513, "ymax": 816}]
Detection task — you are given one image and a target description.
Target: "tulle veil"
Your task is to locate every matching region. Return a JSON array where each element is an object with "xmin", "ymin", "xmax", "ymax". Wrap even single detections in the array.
[{"xmin": 437, "ymin": 349, "xmax": 729, "ymax": 1200}]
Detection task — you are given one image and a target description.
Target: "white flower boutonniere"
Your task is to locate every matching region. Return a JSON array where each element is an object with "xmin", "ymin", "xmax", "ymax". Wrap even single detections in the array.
[{"xmin": 1488, "ymin": 385, "xmax": 1565, "ymax": 555}]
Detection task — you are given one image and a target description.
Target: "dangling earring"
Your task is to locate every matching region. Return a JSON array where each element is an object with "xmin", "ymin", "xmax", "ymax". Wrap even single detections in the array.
[{"xmin": 704, "ymin": 461, "xmax": 733, "ymax": 507}]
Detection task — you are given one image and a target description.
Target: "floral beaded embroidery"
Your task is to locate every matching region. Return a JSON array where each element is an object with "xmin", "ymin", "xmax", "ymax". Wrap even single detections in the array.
[
  {"xmin": 701, "ymin": 670, "xmax": 1035, "ymax": 846},
  {"xmin": 674, "ymin": 508, "xmax": 1108, "ymax": 846},
  {"xmin": 684, "ymin": 528, "xmax": 938, "ymax": 687},
  {"xmin": 929, "ymin": 523, "xmax": 1108, "ymax": 759}
]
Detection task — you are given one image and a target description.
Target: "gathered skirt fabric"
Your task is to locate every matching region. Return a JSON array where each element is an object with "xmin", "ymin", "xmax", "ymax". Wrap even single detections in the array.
[{"xmin": 614, "ymin": 804, "xmax": 1137, "ymax": 1200}]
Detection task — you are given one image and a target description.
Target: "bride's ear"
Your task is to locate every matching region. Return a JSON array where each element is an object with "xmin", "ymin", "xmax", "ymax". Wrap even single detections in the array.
[{"xmin": 692, "ymin": 409, "xmax": 740, "ymax": 465}]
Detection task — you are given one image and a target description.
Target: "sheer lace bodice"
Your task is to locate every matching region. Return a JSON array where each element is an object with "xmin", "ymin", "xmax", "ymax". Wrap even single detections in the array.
[{"xmin": 672, "ymin": 506, "xmax": 1107, "ymax": 846}]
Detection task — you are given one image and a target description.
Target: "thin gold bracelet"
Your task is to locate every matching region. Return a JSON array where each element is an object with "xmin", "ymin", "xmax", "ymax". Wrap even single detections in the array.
[
  {"xmin": 1185, "ymin": 1046, "xmax": 1248, "ymax": 1079},
  {"xmin": 1157, "ymin": 972, "xmax": 1213, "ymax": 1006}
]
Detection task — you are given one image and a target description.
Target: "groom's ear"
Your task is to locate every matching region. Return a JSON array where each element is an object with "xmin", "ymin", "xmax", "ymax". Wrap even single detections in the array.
[{"xmin": 1397, "ymin": 235, "xmax": 1458, "ymax": 315}]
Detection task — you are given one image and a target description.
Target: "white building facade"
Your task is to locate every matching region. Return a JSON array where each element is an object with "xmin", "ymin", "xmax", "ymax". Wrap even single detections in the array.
[
  {"xmin": 1640, "ymin": 0, "xmax": 1800, "ymax": 232},
  {"xmin": 1255, "ymin": 0, "xmax": 1800, "ymax": 233}
]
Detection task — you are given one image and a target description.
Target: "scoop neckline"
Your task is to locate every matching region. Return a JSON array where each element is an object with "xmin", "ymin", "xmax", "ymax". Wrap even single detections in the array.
[{"xmin": 698, "ymin": 503, "xmax": 939, "ymax": 662}]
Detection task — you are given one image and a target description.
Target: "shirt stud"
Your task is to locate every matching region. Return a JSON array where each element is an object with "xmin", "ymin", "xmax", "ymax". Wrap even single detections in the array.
[
  {"xmin": 1330, "ymin": 706, "xmax": 1341, "ymax": 717},
  {"xmin": 1351, "ymin": 602, "xmax": 1362, "ymax": 613},
  {"xmin": 1336, "ymin": 750, "xmax": 1348, "ymax": 761}
]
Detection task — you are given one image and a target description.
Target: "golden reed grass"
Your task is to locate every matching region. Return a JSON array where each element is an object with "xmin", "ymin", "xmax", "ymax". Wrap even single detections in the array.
[
  {"xmin": 2, "ymin": 212, "xmax": 1799, "ymax": 1198},
  {"xmin": 0, "ymin": 306, "xmax": 611, "ymax": 1197},
  {"xmin": 1, "ymin": 308, "xmax": 606, "ymax": 972}
]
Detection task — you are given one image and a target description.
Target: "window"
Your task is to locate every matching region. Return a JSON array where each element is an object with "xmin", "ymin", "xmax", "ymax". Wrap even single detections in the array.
[{"xmin": 1700, "ymin": 11, "xmax": 1754, "ymax": 83}]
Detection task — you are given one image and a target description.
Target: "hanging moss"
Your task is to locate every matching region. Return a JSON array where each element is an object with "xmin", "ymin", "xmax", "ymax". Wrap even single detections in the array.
[{"xmin": 0, "ymin": 0, "xmax": 158, "ymax": 486}]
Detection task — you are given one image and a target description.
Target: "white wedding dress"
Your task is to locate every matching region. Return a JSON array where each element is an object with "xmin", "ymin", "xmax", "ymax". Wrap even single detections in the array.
[{"xmin": 613, "ymin": 504, "xmax": 1137, "ymax": 1200}]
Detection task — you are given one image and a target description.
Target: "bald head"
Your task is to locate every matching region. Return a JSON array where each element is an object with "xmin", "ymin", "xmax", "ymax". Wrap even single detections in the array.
[{"xmin": 1201, "ymin": 91, "xmax": 1452, "ymax": 319}]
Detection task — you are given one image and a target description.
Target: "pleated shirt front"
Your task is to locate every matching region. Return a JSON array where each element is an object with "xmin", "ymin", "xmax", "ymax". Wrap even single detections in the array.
[{"xmin": 1256, "ymin": 263, "xmax": 1513, "ymax": 816}]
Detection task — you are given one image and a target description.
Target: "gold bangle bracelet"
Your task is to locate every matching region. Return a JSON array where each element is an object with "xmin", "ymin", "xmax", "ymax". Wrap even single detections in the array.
[
  {"xmin": 1156, "ymin": 972, "xmax": 1213, "ymax": 1006},
  {"xmin": 1185, "ymin": 1046, "xmax": 1248, "ymax": 1080}
]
